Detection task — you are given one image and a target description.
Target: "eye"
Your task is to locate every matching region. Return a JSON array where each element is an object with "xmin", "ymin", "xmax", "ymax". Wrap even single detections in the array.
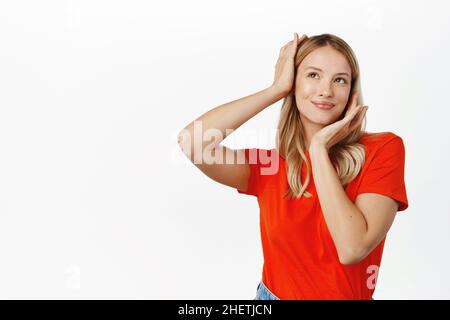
[
  {"xmin": 335, "ymin": 77, "xmax": 347, "ymax": 84},
  {"xmin": 308, "ymin": 72, "xmax": 347, "ymax": 84}
]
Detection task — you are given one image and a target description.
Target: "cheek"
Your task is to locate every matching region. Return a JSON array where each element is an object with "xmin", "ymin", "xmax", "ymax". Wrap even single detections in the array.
[
  {"xmin": 337, "ymin": 87, "xmax": 351, "ymax": 102},
  {"xmin": 296, "ymin": 80, "xmax": 315, "ymax": 97},
  {"xmin": 334, "ymin": 90, "xmax": 349, "ymax": 107}
]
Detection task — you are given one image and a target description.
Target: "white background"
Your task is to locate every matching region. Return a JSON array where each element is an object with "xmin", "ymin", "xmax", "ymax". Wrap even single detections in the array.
[{"xmin": 0, "ymin": 0, "xmax": 448, "ymax": 299}]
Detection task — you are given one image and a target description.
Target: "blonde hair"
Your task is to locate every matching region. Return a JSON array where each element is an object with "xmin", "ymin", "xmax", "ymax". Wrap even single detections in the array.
[{"xmin": 275, "ymin": 33, "xmax": 367, "ymax": 199}]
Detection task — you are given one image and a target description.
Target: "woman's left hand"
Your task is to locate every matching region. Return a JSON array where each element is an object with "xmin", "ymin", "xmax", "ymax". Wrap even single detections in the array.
[{"xmin": 309, "ymin": 91, "xmax": 368, "ymax": 153}]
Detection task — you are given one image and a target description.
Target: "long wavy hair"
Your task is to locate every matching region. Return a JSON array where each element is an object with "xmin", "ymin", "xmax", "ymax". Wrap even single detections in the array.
[{"xmin": 276, "ymin": 33, "xmax": 367, "ymax": 199}]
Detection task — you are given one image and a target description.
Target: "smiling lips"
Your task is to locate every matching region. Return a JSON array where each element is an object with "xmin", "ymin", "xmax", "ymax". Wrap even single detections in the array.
[{"xmin": 312, "ymin": 101, "xmax": 335, "ymax": 110}]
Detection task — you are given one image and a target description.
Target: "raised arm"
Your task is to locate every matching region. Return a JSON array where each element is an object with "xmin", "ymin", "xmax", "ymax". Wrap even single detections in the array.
[
  {"xmin": 177, "ymin": 86, "xmax": 286, "ymax": 191},
  {"xmin": 177, "ymin": 33, "xmax": 307, "ymax": 191}
]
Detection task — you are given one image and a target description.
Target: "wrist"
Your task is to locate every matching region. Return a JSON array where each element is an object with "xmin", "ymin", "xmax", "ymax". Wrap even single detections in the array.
[
  {"xmin": 268, "ymin": 85, "xmax": 290, "ymax": 99},
  {"xmin": 309, "ymin": 141, "xmax": 328, "ymax": 157}
]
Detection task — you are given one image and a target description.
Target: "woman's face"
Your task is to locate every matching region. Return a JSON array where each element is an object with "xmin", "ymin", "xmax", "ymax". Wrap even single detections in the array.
[{"xmin": 294, "ymin": 45, "xmax": 352, "ymax": 126}]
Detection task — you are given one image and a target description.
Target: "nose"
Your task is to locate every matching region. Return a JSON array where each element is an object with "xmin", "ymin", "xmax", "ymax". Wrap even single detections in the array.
[{"xmin": 318, "ymin": 82, "xmax": 333, "ymax": 97}]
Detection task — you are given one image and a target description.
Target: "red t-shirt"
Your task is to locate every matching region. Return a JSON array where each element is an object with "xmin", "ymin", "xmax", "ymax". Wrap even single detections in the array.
[{"xmin": 237, "ymin": 131, "xmax": 409, "ymax": 300}]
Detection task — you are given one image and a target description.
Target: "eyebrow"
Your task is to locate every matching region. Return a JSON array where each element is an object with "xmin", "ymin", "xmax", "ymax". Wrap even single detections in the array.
[{"xmin": 305, "ymin": 66, "xmax": 351, "ymax": 78}]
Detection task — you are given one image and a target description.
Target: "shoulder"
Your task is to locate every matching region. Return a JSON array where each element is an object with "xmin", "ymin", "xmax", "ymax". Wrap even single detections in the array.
[
  {"xmin": 360, "ymin": 131, "xmax": 405, "ymax": 150},
  {"xmin": 359, "ymin": 131, "xmax": 406, "ymax": 165}
]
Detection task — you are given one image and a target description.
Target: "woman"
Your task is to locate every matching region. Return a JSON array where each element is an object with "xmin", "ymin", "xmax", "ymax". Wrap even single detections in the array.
[{"xmin": 177, "ymin": 33, "xmax": 408, "ymax": 300}]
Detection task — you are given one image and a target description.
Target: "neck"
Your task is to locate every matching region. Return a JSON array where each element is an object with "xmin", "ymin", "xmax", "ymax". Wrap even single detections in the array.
[{"xmin": 300, "ymin": 115, "xmax": 325, "ymax": 151}]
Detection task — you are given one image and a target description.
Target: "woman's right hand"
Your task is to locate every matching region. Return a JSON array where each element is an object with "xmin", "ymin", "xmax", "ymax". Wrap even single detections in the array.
[{"xmin": 271, "ymin": 33, "xmax": 308, "ymax": 96}]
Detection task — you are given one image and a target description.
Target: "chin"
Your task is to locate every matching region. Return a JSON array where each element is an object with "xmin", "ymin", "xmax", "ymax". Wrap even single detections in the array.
[
  {"xmin": 315, "ymin": 118, "xmax": 335, "ymax": 126},
  {"xmin": 309, "ymin": 113, "xmax": 338, "ymax": 125}
]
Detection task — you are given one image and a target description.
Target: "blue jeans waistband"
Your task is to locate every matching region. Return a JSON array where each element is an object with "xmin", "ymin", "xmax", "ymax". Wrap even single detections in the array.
[
  {"xmin": 253, "ymin": 280, "xmax": 375, "ymax": 300},
  {"xmin": 253, "ymin": 280, "xmax": 280, "ymax": 300}
]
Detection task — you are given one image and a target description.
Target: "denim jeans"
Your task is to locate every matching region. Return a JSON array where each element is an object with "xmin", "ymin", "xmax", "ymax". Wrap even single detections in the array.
[
  {"xmin": 253, "ymin": 280, "xmax": 280, "ymax": 300},
  {"xmin": 253, "ymin": 280, "xmax": 375, "ymax": 300}
]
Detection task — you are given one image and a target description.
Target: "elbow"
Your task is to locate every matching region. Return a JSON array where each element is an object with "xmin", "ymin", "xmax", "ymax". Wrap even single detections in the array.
[
  {"xmin": 338, "ymin": 246, "xmax": 368, "ymax": 266},
  {"xmin": 177, "ymin": 129, "xmax": 192, "ymax": 155},
  {"xmin": 177, "ymin": 129, "xmax": 188, "ymax": 146},
  {"xmin": 339, "ymin": 255, "xmax": 361, "ymax": 266}
]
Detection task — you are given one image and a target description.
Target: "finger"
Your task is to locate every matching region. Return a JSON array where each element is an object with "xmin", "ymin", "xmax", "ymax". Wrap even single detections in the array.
[
  {"xmin": 354, "ymin": 104, "xmax": 364, "ymax": 117},
  {"xmin": 291, "ymin": 33, "xmax": 297, "ymax": 47},
  {"xmin": 347, "ymin": 104, "xmax": 363, "ymax": 122},
  {"xmin": 284, "ymin": 33, "xmax": 306, "ymax": 48},
  {"xmin": 360, "ymin": 105, "xmax": 368, "ymax": 119},
  {"xmin": 355, "ymin": 106, "xmax": 367, "ymax": 127},
  {"xmin": 350, "ymin": 105, "xmax": 368, "ymax": 129},
  {"xmin": 298, "ymin": 34, "xmax": 307, "ymax": 43}
]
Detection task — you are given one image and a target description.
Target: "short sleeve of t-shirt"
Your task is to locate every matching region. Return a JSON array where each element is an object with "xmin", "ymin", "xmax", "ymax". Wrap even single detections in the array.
[
  {"xmin": 237, "ymin": 148, "xmax": 273, "ymax": 197},
  {"xmin": 356, "ymin": 135, "xmax": 409, "ymax": 211}
]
